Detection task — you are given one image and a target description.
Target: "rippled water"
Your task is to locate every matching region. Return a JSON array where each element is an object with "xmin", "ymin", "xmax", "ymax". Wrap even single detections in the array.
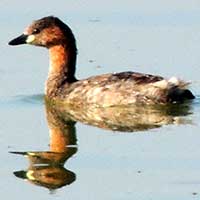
[{"xmin": 1, "ymin": 1, "xmax": 200, "ymax": 199}]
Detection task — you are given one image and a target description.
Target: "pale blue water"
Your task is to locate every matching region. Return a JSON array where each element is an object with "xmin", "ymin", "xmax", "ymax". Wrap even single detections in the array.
[{"xmin": 1, "ymin": 1, "xmax": 200, "ymax": 199}]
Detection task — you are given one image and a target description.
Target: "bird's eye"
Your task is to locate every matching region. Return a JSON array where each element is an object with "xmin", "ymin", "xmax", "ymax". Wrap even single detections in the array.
[{"xmin": 32, "ymin": 28, "xmax": 40, "ymax": 34}]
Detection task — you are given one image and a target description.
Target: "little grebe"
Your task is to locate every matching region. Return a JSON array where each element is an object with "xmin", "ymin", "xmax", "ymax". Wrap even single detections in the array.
[{"xmin": 9, "ymin": 16, "xmax": 195, "ymax": 106}]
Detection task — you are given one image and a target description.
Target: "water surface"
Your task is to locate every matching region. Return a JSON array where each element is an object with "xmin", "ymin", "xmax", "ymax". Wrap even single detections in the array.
[{"xmin": 1, "ymin": 1, "xmax": 200, "ymax": 199}]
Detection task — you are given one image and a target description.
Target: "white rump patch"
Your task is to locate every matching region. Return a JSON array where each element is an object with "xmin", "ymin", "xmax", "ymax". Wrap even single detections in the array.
[
  {"xmin": 152, "ymin": 76, "xmax": 189, "ymax": 90},
  {"xmin": 168, "ymin": 77, "xmax": 179, "ymax": 85},
  {"xmin": 151, "ymin": 79, "xmax": 168, "ymax": 89}
]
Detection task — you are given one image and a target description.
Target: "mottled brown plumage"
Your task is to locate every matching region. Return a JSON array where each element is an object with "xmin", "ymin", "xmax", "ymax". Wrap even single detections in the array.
[{"xmin": 9, "ymin": 16, "xmax": 195, "ymax": 106}]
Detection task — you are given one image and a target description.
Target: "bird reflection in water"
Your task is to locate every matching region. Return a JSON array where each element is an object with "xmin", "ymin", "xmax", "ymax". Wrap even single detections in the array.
[
  {"xmin": 48, "ymin": 98, "xmax": 193, "ymax": 132},
  {"xmin": 11, "ymin": 99, "xmax": 193, "ymax": 191},
  {"xmin": 11, "ymin": 102, "xmax": 77, "ymax": 191}
]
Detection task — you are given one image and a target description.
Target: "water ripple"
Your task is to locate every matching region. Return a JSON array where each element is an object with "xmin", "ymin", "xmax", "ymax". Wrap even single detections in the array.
[{"xmin": 0, "ymin": 94, "xmax": 44, "ymax": 108}]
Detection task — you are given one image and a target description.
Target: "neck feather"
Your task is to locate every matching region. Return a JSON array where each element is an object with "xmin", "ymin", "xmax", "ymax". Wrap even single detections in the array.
[{"xmin": 45, "ymin": 44, "xmax": 77, "ymax": 97}]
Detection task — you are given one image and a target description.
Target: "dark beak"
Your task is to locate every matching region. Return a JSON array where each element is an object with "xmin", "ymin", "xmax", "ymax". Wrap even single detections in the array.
[
  {"xmin": 8, "ymin": 34, "xmax": 28, "ymax": 45},
  {"xmin": 13, "ymin": 170, "xmax": 27, "ymax": 179}
]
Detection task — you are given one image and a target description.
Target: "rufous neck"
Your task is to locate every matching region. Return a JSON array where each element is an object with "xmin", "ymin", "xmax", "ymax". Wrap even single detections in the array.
[
  {"xmin": 48, "ymin": 44, "xmax": 76, "ymax": 78},
  {"xmin": 46, "ymin": 44, "xmax": 77, "ymax": 97}
]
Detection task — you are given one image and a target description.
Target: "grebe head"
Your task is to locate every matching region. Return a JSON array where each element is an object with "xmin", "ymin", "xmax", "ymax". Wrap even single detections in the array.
[{"xmin": 9, "ymin": 16, "xmax": 75, "ymax": 49}]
